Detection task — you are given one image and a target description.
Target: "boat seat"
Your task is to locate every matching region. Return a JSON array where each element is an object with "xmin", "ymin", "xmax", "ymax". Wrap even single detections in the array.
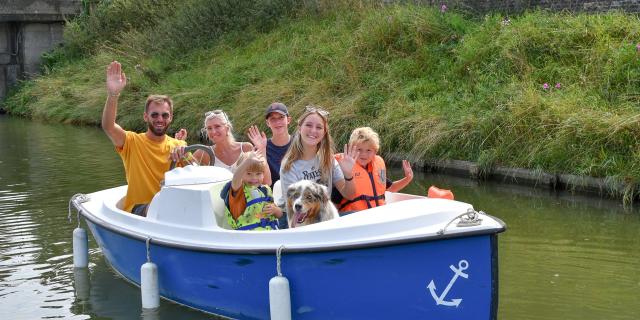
[
  {"xmin": 272, "ymin": 180, "xmax": 283, "ymax": 207},
  {"xmin": 115, "ymin": 196, "xmax": 125, "ymax": 210}
]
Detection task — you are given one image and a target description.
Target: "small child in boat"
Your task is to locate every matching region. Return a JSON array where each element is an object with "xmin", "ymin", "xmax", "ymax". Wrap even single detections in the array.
[
  {"xmin": 334, "ymin": 127, "xmax": 413, "ymax": 214},
  {"xmin": 220, "ymin": 151, "xmax": 283, "ymax": 230}
]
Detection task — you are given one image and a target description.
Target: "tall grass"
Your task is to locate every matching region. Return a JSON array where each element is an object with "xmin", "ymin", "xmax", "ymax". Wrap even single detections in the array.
[{"xmin": 4, "ymin": 1, "xmax": 640, "ymax": 200}]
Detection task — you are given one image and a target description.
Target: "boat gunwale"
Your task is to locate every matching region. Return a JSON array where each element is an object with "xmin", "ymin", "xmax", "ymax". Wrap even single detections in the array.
[{"xmin": 77, "ymin": 201, "xmax": 506, "ymax": 254}]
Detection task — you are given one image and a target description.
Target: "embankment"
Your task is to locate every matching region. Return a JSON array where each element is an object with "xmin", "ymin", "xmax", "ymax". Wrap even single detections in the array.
[{"xmin": 2, "ymin": 0, "xmax": 639, "ymax": 202}]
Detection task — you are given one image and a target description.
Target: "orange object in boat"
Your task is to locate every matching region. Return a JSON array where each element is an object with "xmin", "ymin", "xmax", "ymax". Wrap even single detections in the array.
[{"xmin": 427, "ymin": 186, "xmax": 454, "ymax": 200}]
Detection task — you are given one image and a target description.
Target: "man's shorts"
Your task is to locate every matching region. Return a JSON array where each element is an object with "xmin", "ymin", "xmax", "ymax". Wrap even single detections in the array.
[{"xmin": 131, "ymin": 203, "xmax": 149, "ymax": 217}]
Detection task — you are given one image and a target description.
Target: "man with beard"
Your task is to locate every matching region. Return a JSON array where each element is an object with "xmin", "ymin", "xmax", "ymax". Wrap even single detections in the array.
[{"xmin": 101, "ymin": 61, "xmax": 186, "ymax": 216}]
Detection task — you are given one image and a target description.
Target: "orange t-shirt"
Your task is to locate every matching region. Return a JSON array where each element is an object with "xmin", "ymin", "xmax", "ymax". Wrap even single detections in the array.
[{"xmin": 116, "ymin": 131, "xmax": 186, "ymax": 212}]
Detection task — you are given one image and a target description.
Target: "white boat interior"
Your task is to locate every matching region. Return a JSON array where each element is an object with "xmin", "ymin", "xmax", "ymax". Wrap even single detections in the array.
[{"xmin": 75, "ymin": 166, "xmax": 505, "ymax": 252}]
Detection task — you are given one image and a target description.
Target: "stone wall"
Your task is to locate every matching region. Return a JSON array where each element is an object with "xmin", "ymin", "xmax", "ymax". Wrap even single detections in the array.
[
  {"xmin": 0, "ymin": 23, "xmax": 18, "ymax": 102},
  {"xmin": 0, "ymin": 0, "xmax": 82, "ymax": 21},
  {"xmin": 21, "ymin": 22, "xmax": 66, "ymax": 76},
  {"xmin": 0, "ymin": 1, "xmax": 82, "ymax": 102}
]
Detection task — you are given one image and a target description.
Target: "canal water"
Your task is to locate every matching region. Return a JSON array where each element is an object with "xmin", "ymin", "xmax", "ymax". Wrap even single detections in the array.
[{"xmin": 1, "ymin": 115, "xmax": 638, "ymax": 319}]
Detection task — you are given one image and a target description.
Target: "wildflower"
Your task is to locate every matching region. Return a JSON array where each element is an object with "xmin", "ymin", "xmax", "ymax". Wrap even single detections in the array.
[
  {"xmin": 502, "ymin": 17, "xmax": 511, "ymax": 26},
  {"xmin": 636, "ymin": 43, "xmax": 640, "ymax": 52},
  {"xmin": 555, "ymin": 83, "xmax": 562, "ymax": 89},
  {"xmin": 542, "ymin": 83, "xmax": 550, "ymax": 90},
  {"xmin": 440, "ymin": 4, "xmax": 447, "ymax": 13}
]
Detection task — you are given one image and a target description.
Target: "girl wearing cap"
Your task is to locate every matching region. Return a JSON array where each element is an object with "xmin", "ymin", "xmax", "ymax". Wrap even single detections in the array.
[{"xmin": 276, "ymin": 105, "xmax": 358, "ymax": 211}]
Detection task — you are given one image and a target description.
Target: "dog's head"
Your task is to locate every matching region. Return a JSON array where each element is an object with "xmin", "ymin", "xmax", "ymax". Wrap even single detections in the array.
[{"xmin": 286, "ymin": 180, "xmax": 330, "ymax": 228}]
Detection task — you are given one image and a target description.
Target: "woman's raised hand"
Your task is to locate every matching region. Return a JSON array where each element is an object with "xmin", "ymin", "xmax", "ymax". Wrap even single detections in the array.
[{"xmin": 338, "ymin": 143, "xmax": 359, "ymax": 178}]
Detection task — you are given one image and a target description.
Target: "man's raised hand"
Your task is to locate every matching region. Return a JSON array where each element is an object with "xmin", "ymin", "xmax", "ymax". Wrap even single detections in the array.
[{"xmin": 106, "ymin": 61, "xmax": 127, "ymax": 96}]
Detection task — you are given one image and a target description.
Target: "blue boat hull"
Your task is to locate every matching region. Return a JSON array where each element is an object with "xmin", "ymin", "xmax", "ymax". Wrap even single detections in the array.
[{"xmin": 86, "ymin": 220, "xmax": 498, "ymax": 319}]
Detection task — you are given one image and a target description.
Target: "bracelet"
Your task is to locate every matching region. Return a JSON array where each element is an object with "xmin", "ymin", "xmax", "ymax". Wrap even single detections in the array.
[
  {"xmin": 344, "ymin": 176, "xmax": 353, "ymax": 181},
  {"xmin": 108, "ymin": 92, "xmax": 120, "ymax": 97}
]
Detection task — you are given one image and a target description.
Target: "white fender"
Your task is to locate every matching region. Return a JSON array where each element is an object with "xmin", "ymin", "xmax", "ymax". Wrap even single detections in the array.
[
  {"xmin": 72, "ymin": 227, "xmax": 88, "ymax": 268},
  {"xmin": 269, "ymin": 275, "xmax": 292, "ymax": 320},
  {"xmin": 141, "ymin": 262, "xmax": 160, "ymax": 309}
]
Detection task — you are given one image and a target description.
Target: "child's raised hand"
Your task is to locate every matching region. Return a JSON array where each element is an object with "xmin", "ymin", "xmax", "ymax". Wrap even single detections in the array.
[
  {"xmin": 247, "ymin": 150, "xmax": 265, "ymax": 163},
  {"xmin": 402, "ymin": 160, "xmax": 414, "ymax": 180},
  {"xmin": 338, "ymin": 143, "xmax": 359, "ymax": 178}
]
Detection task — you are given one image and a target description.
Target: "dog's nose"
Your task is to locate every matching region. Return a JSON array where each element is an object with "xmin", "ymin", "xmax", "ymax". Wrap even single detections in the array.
[{"xmin": 294, "ymin": 203, "xmax": 302, "ymax": 211}]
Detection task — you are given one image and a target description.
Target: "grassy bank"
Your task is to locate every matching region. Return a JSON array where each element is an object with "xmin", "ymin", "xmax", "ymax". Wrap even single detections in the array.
[{"xmin": 3, "ymin": 1, "xmax": 640, "ymax": 200}]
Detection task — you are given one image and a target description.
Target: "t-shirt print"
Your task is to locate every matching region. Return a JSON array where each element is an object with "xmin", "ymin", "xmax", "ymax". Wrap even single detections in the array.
[{"xmin": 302, "ymin": 166, "xmax": 322, "ymax": 183}]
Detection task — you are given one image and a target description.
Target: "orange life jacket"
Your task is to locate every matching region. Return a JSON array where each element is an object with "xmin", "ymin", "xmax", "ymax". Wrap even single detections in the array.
[{"xmin": 335, "ymin": 154, "xmax": 387, "ymax": 213}]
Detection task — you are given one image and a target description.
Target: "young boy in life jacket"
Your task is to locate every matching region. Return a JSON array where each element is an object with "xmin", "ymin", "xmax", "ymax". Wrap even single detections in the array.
[
  {"xmin": 334, "ymin": 127, "xmax": 413, "ymax": 214},
  {"xmin": 220, "ymin": 151, "xmax": 283, "ymax": 230}
]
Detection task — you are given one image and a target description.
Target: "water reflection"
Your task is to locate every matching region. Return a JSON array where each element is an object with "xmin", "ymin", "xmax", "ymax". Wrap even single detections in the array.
[
  {"xmin": 73, "ymin": 267, "xmax": 90, "ymax": 302},
  {"xmin": 69, "ymin": 258, "xmax": 214, "ymax": 319},
  {"xmin": 387, "ymin": 169, "xmax": 640, "ymax": 320},
  {"xmin": 1, "ymin": 115, "xmax": 640, "ymax": 319}
]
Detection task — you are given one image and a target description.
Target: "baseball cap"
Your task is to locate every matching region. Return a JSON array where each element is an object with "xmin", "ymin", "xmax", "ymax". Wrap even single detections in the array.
[{"xmin": 265, "ymin": 102, "xmax": 289, "ymax": 119}]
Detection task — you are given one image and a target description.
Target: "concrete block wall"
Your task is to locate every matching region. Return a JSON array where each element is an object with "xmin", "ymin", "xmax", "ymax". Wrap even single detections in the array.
[
  {"xmin": 21, "ymin": 22, "xmax": 65, "ymax": 77},
  {"xmin": 0, "ymin": 0, "xmax": 81, "ymax": 102},
  {"xmin": 0, "ymin": 0, "xmax": 82, "ymax": 21},
  {"xmin": 0, "ymin": 21, "xmax": 65, "ymax": 100},
  {"xmin": 0, "ymin": 23, "xmax": 18, "ymax": 101}
]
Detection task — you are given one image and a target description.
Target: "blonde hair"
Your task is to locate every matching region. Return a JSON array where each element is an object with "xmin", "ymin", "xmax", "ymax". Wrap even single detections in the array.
[
  {"xmin": 349, "ymin": 127, "xmax": 380, "ymax": 151},
  {"xmin": 282, "ymin": 106, "xmax": 334, "ymax": 185},
  {"xmin": 203, "ymin": 109, "xmax": 235, "ymax": 143},
  {"xmin": 145, "ymin": 95, "xmax": 173, "ymax": 113}
]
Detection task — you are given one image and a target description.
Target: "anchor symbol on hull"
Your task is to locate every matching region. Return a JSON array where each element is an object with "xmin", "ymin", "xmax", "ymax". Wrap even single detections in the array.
[{"xmin": 427, "ymin": 260, "xmax": 469, "ymax": 307}]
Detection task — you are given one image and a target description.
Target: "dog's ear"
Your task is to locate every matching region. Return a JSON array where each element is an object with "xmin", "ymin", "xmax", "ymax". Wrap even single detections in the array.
[
  {"xmin": 317, "ymin": 183, "xmax": 329, "ymax": 202},
  {"xmin": 286, "ymin": 197, "xmax": 294, "ymax": 226},
  {"xmin": 285, "ymin": 184, "xmax": 297, "ymax": 228},
  {"xmin": 286, "ymin": 185, "xmax": 296, "ymax": 198}
]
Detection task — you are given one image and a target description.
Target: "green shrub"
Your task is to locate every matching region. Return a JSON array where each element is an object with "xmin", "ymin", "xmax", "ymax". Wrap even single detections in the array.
[{"xmin": 5, "ymin": 3, "xmax": 640, "ymax": 201}]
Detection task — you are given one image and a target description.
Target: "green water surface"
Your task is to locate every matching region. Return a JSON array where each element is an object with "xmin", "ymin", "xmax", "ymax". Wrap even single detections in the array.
[{"xmin": 0, "ymin": 115, "xmax": 638, "ymax": 319}]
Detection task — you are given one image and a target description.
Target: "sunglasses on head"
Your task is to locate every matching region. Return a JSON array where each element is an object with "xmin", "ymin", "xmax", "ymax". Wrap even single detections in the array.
[
  {"xmin": 150, "ymin": 112, "xmax": 171, "ymax": 119},
  {"xmin": 305, "ymin": 105, "xmax": 329, "ymax": 116},
  {"xmin": 205, "ymin": 110, "xmax": 229, "ymax": 122}
]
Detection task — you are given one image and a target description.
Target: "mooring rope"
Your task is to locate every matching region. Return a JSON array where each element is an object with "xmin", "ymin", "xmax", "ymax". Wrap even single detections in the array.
[
  {"xmin": 276, "ymin": 245, "xmax": 285, "ymax": 276},
  {"xmin": 68, "ymin": 193, "xmax": 89, "ymax": 227}
]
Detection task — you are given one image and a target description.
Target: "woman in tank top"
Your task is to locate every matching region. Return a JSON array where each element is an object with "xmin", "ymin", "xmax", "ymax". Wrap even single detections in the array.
[{"xmin": 180, "ymin": 110, "xmax": 271, "ymax": 185}]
